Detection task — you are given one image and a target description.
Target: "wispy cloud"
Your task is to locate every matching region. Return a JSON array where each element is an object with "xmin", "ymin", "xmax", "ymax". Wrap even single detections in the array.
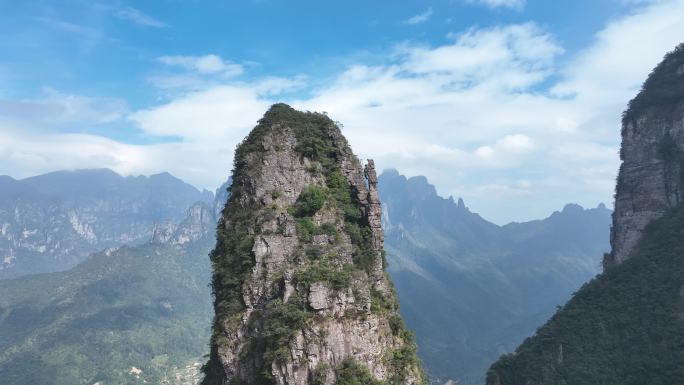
[
  {"xmin": 466, "ymin": 0, "xmax": 526, "ymax": 10},
  {"xmin": 158, "ymin": 55, "xmax": 243, "ymax": 76},
  {"xmin": 37, "ymin": 17, "xmax": 102, "ymax": 39},
  {"xmin": 403, "ymin": 8, "xmax": 433, "ymax": 25},
  {"xmin": 0, "ymin": 88, "xmax": 128, "ymax": 125},
  {"xmin": 150, "ymin": 54, "xmax": 247, "ymax": 92},
  {"xmin": 112, "ymin": 5, "xmax": 167, "ymax": 28}
]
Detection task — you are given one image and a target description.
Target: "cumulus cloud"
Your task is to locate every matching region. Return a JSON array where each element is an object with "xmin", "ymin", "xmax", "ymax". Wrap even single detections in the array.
[
  {"xmin": 403, "ymin": 23, "xmax": 562, "ymax": 90},
  {"xmin": 291, "ymin": 2, "xmax": 684, "ymax": 222},
  {"xmin": 4, "ymin": 0, "xmax": 684, "ymax": 223},
  {"xmin": 403, "ymin": 8, "xmax": 433, "ymax": 25},
  {"xmin": 0, "ymin": 127, "xmax": 231, "ymax": 187},
  {"xmin": 551, "ymin": 0, "xmax": 684, "ymax": 138},
  {"xmin": 158, "ymin": 55, "xmax": 244, "ymax": 77},
  {"xmin": 129, "ymin": 86, "xmax": 268, "ymax": 142}
]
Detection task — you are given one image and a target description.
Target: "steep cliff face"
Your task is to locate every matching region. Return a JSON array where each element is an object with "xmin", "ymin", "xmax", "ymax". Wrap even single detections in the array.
[
  {"xmin": 202, "ymin": 104, "xmax": 424, "ymax": 385},
  {"xmin": 606, "ymin": 43, "xmax": 684, "ymax": 267},
  {"xmin": 485, "ymin": 43, "xmax": 684, "ymax": 385}
]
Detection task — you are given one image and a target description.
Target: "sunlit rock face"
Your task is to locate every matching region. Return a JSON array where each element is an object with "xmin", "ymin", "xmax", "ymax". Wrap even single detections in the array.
[{"xmin": 202, "ymin": 104, "xmax": 425, "ymax": 385}]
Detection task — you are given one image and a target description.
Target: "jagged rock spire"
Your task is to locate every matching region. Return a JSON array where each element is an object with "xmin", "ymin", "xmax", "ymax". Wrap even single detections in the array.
[{"xmin": 201, "ymin": 104, "xmax": 425, "ymax": 385}]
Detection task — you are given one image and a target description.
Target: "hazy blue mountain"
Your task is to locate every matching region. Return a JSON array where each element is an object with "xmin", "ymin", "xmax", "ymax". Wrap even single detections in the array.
[
  {"xmin": 379, "ymin": 169, "xmax": 611, "ymax": 385},
  {"xmin": 0, "ymin": 169, "xmax": 213, "ymax": 279},
  {"xmin": 0, "ymin": 168, "xmax": 611, "ymax": 385},
  {"xmin": 213, "ymin": 178, "xmax": 232, "ymax": 218},
  {"xmin": 487, "ymin": 206, "xmax": 684, "ymax": 385},
  {"xmin": 486, "ymin": 42, "xmax": 684, "ymax": 385}
]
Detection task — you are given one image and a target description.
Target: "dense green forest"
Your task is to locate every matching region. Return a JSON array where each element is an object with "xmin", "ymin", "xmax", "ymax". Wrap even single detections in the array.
[
  {"xmin": 623, "ymin": 43, "xmax": 684, "ymax": 124},
  {"xmin": 0, "ymin": 238, "xmax": 214, "ymax": 385},
  {"xmin": 486, "ymin": 205, "xmax": 684, "ymax": 385},
  {"xmin": 380, "ymin": 169, "xmax": 611, "ymax": 385}
]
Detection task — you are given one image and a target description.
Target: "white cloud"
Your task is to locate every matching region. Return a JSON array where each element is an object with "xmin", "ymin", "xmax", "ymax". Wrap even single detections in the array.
[
  {"xmin": 158, "ymin": 54, "xmax": 244, "ymax": 77},
  {"xmin": 129, "ymin": 86, "xmax": 268, "ymax": 142},
  {"xmin": 148, "ymin": 54, "xmax": 248, "ymax": 93},
  {"xmin": 253, "ymin": 76, "xmax": 308, "ymax": 96},
  {"xmin": 0, "ymin": 88, "xmax": 127, "ymax": 125},
  {"xmin": 4, "ymin": 0, "xmax": 684, "ymax": 224},
  {"xmin": 113, "ymin": 6, "xmax": 167, "ymax": 28},
  {"xmin": 290, "ymin": 1, "xmax": 684, "ymax": 222},
  {"xmin": 404, "ymin": 23, "xmax": 562, "ymax": 90},
  {"xmin": 552, "ymin": 0, "xmax": 684, "ymax": 126},
  {"xmin": 466, "ymin": 0, "xmax": 526, "ymax": 10},
  {"xmin": 0, "ymin": 127, "xmax": 233, "ymax": 188},
  {"xmin": 403, "ymin": 8, "xmax": 433, "ymax": 25}
]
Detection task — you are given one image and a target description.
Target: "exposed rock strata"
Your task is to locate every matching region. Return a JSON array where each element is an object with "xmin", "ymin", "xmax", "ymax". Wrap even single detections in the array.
[
  {"xmin": 202, "ymin": 104, "xmax": 424, "ymax": 385},
  {"xmin": 151, "ymin": 202, "xmax": 215, "ymax": 245},
  {"xmin": 606, "ymin": 43, "xmax": 684, "ymax": 267},
  {"xmin": 484, "ymin": 42, "xmax": 684, "ymax": 385}
]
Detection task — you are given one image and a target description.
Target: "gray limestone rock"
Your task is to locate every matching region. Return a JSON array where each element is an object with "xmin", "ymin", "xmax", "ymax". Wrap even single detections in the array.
[
  {"xmin": 606, "ymin": 43, "xmax": 684, "ymax": 268},
  {"xmin": 203, "ymin": 104, "xmax": 424, "ymax": 385}
]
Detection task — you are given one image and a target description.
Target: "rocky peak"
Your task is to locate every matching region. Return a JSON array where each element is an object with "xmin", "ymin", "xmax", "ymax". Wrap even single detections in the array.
[
  {"xmin": 174, "ymin": 202, "xmax": 215, "ymax": 244},
  {"xmin": 456, "ymin": 197, "xmax": 466, "ymax": 210},
  {"xmin": 213, "ymin": 178, "xmax": 232, "ymax": 218},
  {"xmin": 202, "ymin": 104, "xmax": 425, "ymax": 385},
  {"xmin": 151, "ymin": 202, "xmax": 214, "ymax": 245},
  {"xmin": 150, "ymin": 220, "xmax": 177, "ymax": 244},
  {"xmin": 606, "ymin": 43, "xmax": 684, "ymax": 268},
  {"xmin": 378, "ymin": 169, "xmax": 498, "ymax": 249}
]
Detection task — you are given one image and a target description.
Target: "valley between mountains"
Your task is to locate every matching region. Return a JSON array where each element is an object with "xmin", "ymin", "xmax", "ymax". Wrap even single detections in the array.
[{"xmin": 0, "ymin": 167, "xmax": 609, "ymax": 385}]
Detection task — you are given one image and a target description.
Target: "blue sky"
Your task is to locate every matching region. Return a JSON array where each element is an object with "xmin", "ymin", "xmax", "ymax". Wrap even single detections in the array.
[{"xmin": 1, "ymin": 0, "xmax": 684, "ymax": 223}]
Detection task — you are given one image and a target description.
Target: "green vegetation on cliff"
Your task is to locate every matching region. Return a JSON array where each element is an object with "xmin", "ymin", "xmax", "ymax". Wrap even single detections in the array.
[
  {"xmin": 623, "ymin": 43, "xmax": 684, "ymax": 125},
  {"xmin": 486, "ymin": 205, "xmax": 684, "ymax": 385},
  {"xmin": 203, "ymin": 104, "xmax": 424, "ymax": 385}
]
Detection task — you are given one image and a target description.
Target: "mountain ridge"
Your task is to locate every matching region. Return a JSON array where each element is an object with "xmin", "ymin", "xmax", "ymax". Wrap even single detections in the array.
[
  {"xmin": 0, "ymin": 168, "xmax": 214, "ymax": 279},
  {"xmin": 379, "ymin": 168, "xmax": 611, "ymax": 385},
  {"xmin": 0, "ymin": 164, "xmax": 612, "ymax": 385},
  {"xmin": 486, "ymin": 41, "xmax": 684, "ymax": 385}
]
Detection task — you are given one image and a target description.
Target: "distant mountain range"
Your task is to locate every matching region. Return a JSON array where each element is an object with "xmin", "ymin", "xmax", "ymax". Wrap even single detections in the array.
[
  {"xmin": 379, "ymin": 169, "xmax": 611, "ymax": 384},
  {"xmin": 0, "ymin": 205, "xmax": 216, "ymax": 385},
  {"xmin": 0, "ymin": 170, "xmax": 225, "ymax": 384},
  {"xmin": 0, "ymin": 168, "xmax": 611, "ymax": 385},
  {"xmin": 0, "ymin": 169, "xmax": 214, "ymax": 279}
]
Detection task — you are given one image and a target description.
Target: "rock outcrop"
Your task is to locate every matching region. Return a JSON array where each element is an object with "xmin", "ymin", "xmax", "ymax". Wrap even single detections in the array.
[
  {"xmin": 202, "ymin": 104, "xmax": 425, "ymax": 385},
  {"xmin": 151, "ymin": 202, "xmax": 215, "ymax": 246},
  {"xmin": 485, "ymin": 42, "xmax": 684, "ymax": 385},
  {"xmin": 606, "ymin": 43, "xmax": 684, "ymax": 267}
]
